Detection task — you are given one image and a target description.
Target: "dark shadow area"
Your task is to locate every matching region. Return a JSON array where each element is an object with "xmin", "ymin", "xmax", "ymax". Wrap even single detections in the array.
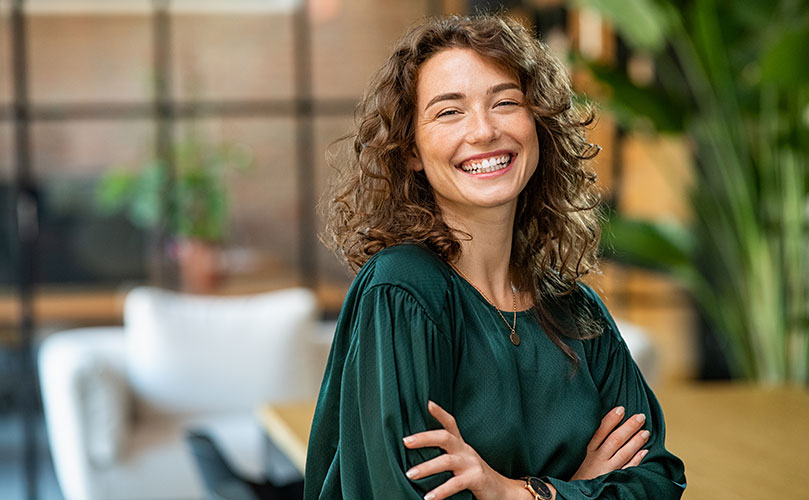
[{"xmin": 186, "ymin": 430, "xmax": 303, "ymax": 500}]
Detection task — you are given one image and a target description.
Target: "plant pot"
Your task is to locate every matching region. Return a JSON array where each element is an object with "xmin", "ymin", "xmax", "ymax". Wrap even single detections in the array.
[{"xmin": 176, "ymin": 238, "xmax": 223, "ymax": 294}]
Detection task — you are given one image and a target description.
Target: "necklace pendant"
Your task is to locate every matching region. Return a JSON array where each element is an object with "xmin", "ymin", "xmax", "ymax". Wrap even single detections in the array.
[{"xmin": 510, "ymin": 330, "xmax": 521, "ymax": 346}]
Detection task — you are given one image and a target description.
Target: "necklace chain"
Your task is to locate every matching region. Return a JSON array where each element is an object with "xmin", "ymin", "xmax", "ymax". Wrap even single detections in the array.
[{"xmin": 450, "ymin": 264, "xmax": 521, "ymax": 346}]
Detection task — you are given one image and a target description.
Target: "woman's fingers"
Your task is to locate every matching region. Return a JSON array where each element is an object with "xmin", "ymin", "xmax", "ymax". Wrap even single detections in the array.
[
  {"xmin": 572, "ymin": 408, "xmax": 650, "ymax": 481},
  {"xmin": 404, "ymin": 402, "xmax": 509, "ymax": 499},
  {"xmin": 423, "ymin": 475, "xmax": 467, "ymax": 500},
  {"xmin": 600, "ymin": 413, "xmax": 646, "ymax": 456},
  {"xmin": 405, "ymin": 453, "xmax": 457, "ymax": 480},
  {"xmin": 403, "ymin": 401, "xmax": 465, "ymax": 454},
  {"xmin": 587, "ymin": 406, "xmax": 625, "ymax": 451},
  {"xmin": 621, "ymin": 449, "xmax": 649, "ymax": 469},
  {"xmin": 427, "ymin": 400, "xmax": 461, "ymax": 437},
  {"xmin": 609, "ymin": 428, "xmax": 650, "ymax": 466},
  {"xmin": 403, "ymin": 429, "xmax": 458, "ymax": 452}
]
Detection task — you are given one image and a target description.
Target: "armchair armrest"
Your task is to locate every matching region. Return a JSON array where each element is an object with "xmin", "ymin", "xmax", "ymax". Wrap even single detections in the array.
[{"xmin": 38, "ymin": 327, "xmax": 131, "ymax": 500}]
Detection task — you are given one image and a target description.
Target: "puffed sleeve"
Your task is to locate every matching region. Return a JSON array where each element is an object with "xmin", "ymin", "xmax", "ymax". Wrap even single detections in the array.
[
  {"xmin": 544, "ymin": 285, "xmax": 687, "ymax": 499},
  {"xmin": 304, "ymin": 282, "xmax": 471, "ymax": 499}
]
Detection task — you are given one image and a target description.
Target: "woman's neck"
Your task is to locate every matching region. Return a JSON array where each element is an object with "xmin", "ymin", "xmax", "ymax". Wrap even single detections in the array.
[{"xmin": 441, "ymin": 204, "xmax": 522, "ymax": 310}]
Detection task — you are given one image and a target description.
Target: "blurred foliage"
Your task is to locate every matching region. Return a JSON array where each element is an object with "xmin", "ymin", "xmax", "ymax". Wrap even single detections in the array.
[
  {"xmin": 96, "ymin": 134, "xmax": 253, "ymax": 243},
  {"xmin": 600, "ymin": 209, "xmax": 695, "ymax": 282},
  {"xmin": 574, "ymin": 0, "xmax": 809, "ymax": 384}
]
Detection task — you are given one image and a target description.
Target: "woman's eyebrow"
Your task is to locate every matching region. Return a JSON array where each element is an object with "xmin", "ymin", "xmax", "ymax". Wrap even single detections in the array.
[
  {"xmin": 488, "ymin": 82, "xmax": 520, "ymax": 94},
  {"xmin": 423, "ymin": 82, "xmax": 521, "ymax": 111},
  {"xmin": 424, "ymin": 92, "xmax": 464, "ymax": 111}
]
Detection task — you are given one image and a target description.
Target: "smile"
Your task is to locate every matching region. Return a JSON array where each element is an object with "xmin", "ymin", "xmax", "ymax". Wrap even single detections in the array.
[{"xmin": 457, "ymin": 154, "xmax": 513, "ymax": 174}]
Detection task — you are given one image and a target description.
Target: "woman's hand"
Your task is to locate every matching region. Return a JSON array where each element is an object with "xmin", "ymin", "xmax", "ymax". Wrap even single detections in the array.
[
  {"xmin": 403, "ymin": 401, "xmax": 537, "ymax": 500},
  {"xmin": 571, "ymin": 406, "xmax": 650, "ymax": 481}
]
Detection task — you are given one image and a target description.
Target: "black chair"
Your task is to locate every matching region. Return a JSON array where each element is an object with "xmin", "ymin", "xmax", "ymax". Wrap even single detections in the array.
[{"xmin": 186, "ymin": 429, "xmax": 304, "ymax": 500}]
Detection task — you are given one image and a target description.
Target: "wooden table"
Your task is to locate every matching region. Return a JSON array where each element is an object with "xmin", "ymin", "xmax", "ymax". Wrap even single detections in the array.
[
  {"xmin": 257, "ymin": 401, "xmax": 317, "ymax": 473},
  {"xmin": 657, "ymin": 383, "xmax": 809, "ymax": 500},
  {"xmin": 257, "ymin": 384, "xmax": 809, "ymax": 499}
]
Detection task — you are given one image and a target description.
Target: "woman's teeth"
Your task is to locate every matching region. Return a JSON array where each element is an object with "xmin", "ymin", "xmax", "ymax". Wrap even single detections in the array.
[{"xmin": 459, "ymin": 154, "xmax": 511, "ymax": 174}]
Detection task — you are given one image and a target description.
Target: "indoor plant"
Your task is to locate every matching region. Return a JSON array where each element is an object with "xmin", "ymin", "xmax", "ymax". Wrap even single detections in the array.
[
  {"xmin": 571, "ymin": 0, "xmax": 809, "ymax": 384},
  {"xmin": 96, "ymin": 133, "xmax": 253, "ymax": 292}
]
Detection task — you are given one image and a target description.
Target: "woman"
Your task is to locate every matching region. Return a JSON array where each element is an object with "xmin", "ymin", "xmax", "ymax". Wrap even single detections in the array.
[{"xmin": 305, "ymin": 14, "xmax": 686, "ymax": 500}]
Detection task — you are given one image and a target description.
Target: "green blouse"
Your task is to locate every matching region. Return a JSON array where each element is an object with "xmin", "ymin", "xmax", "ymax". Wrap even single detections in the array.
[{"xmin": 304, "ymin": 244, "xmax": 686, "ymax": 499}]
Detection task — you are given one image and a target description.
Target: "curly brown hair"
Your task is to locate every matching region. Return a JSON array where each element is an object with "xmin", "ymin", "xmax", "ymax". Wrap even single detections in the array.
[{"xmin": 323, "ymin": 14, "xmax": 604, "ymax": 360}]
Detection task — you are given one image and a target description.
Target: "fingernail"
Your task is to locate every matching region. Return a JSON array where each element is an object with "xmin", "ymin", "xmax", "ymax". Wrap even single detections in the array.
[
  {"xmin": 641, "ymin": 430, "xmax": 650, "ymax": 439},
  {"xmin": 615, "ymin": 406, "xmax": 625, "ymax": 416},
  {"xmin": 403, "ymin": 436, "xmax": 414, "ymax": 445},
  {"xmin": 635, "ymin": 414, "xmax": 646, "ymax": 423},
  {"xmin": 424, "ymin": 493, "xmax": 435, "ymax": 500},
  {"xmin": 406, "ymin": 468, "xmax": 418, "ymax": 479},
  {"xmin": 640, "ymin": 449, "xmax": 649, "ymax": 459},
  {"xmin": 428, "ymin": 400, "xmax": 436, "ymax": 409}
]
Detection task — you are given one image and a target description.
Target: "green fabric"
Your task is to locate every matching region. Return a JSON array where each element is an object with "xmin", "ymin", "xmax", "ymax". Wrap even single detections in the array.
[{"xmin": 304, "ymin": 244, "xmax": 686, "ymax": 499}]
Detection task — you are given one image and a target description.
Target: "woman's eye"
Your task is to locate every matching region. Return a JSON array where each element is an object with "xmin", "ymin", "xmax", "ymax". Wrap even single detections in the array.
[
  {"xmin": 437, "ymin": 109, "xmax": 460, "ymax": 118},
  {"xmin": 496, "ymin": 100, "xmax": 520, "ymax": 108}
]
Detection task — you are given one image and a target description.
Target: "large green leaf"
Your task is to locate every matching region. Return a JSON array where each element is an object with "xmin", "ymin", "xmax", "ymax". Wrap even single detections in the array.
[
  {"xmin": 760, "ymin": 26, "xmax": 809, "ymax": 87},
  {"xmin": 690, "ymin": 0, "xmax": 738, "ymax": 107},
  {"xmin": 587, "ymin": 63, "xmax": 686, "ymax": 132},
  {"xmin": 600, "ymin": 213, "xmax": 695, "ymax": 281},
  {"xmin": 573, "ymin": 0, "xmax": 675, "ymax": 51}
]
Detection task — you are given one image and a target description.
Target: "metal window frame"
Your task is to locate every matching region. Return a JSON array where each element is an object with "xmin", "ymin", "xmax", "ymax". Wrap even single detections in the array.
[{"xmin": 4, "ymin": 2, "xmax": 447, "ymax": 499}]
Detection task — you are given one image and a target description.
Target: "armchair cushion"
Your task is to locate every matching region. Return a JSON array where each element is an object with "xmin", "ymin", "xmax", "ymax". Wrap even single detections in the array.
[
  {"xmin": 78, "ymin": 356, "xmax": 131, "ymax": 467},
  {"xmin": 124, "ymin": 286, "xmax": 320, "ymax": 416},
  {"xmin": 38, "ymin": 327, "xmax": 131, "ymax": 500},
  {"xmin": 39, "ymin": 287, "xmax": 328, "ymax": 500}
]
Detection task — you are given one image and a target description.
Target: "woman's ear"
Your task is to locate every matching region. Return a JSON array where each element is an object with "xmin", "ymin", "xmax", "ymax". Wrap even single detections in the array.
[{"xmin": 408, "ymin": 148, "xmax": 424, "ymax": 172}]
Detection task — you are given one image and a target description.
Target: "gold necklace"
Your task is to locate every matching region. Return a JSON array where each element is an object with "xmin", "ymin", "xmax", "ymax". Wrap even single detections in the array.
[{"xmin": 450, "ymin": 264, "xmax": 520, "ymax": 346}]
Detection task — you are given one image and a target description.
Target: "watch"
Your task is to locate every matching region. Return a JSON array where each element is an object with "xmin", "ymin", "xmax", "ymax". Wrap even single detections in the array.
[{"xmin": 522, "ymin": 476, "xmax": 552, "ymax": 500}]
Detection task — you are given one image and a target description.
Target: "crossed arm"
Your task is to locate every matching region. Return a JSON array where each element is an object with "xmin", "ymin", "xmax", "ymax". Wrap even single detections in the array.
[
  {"xmin": 304, "ymin": 283, "xmax": 685, "ymax": 499},
  {"xmin": 403, "ymin": 400, "xmax": 651, "ymax": 500}
]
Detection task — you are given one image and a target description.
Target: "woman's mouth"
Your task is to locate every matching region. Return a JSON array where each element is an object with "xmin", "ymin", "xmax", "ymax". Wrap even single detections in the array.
[{"xmin": 457, "ymin": 154, "xmax": 513, "ymax": 174}]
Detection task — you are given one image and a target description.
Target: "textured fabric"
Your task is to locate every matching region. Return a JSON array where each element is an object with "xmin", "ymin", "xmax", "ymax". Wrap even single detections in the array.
[
  {"xmin": 78, "ymin": 357, "xmax": 130, "ymax": 467},
  {"xmin": 304, "ymin": 244, "xmax": 686, "ymax": 499},
  {"xmin": 124, "ymin": 287, "xmax": 320, "ymax": 416}
]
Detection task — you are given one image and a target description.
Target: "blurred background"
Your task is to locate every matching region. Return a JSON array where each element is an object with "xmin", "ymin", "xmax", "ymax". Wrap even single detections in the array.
[{"xmin": 1, "ymin": 0, "xmax": 807, "ymax": 499}]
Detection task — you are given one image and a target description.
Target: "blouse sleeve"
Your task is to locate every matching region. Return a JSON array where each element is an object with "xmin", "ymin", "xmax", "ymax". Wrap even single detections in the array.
[
  {"xmin": 311, "ymin": 283, "xmax": 473, "ymax": 499},
  {"xmin": 544, "ymin": 286, "xmax": 687, "ymax": 499}
]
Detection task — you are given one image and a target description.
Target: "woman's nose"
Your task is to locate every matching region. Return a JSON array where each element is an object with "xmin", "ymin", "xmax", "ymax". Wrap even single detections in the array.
[{"xmin": 466, "ymin": 110, "xmax": 500, "ymax": 144}]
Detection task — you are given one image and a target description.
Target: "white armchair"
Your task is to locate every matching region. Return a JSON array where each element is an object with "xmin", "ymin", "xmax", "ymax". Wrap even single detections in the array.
[{"xmin": 38, "ymin": 286, "xmax": 330, "ymax": 500}]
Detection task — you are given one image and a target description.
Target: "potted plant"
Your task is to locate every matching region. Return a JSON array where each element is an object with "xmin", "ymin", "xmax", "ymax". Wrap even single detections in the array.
[
  {"xmin": 570, "ymin": 0, "xmax": 809, "ymax": 384},
  {"xmin": 96, "ymin": 133, "xmax": 253, "ymax": 293}
]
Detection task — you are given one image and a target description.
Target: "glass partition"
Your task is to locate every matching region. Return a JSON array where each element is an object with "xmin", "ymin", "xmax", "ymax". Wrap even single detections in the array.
[
  {"xmin": 172, "ymin": 11, "xmax": 295, "ymax": 102},
  {"xmin": 2, "ymin": 1, "xmax": 703, "ymax": 498},
  {"xmin": 27, "ymin": 11, "xmax": 153, "ymax": 105}
]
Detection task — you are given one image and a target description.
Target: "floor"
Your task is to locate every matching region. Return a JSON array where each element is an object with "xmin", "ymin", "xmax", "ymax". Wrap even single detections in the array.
[
  {"xmin": 0, "ymin": 411, "xmax": 64, "ymax": 500},
  {"xmin": 0, "ymin": 324, "xmax": 63, "ymax": 500}
]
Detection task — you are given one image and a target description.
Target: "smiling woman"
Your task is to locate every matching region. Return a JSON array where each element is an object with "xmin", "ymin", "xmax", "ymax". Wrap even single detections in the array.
[
  {"xmin": 307, "ymin": 14, "xmax": 685, "ymax": 500},
  {"xmin": 411, "ymin": 48, "xmax": 539, "ymax": 218}
]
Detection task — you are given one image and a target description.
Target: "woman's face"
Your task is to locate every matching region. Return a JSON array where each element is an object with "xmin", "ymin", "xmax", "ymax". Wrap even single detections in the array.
[{"xmin": 411, "ymin": 47, "xmax": 539, "ymax": 220}]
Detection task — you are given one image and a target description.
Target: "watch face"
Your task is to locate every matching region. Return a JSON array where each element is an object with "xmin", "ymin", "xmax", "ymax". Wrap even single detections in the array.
[{"xmin": 528, "ymin": 477, "xmax": 552, "ymax": 499}]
